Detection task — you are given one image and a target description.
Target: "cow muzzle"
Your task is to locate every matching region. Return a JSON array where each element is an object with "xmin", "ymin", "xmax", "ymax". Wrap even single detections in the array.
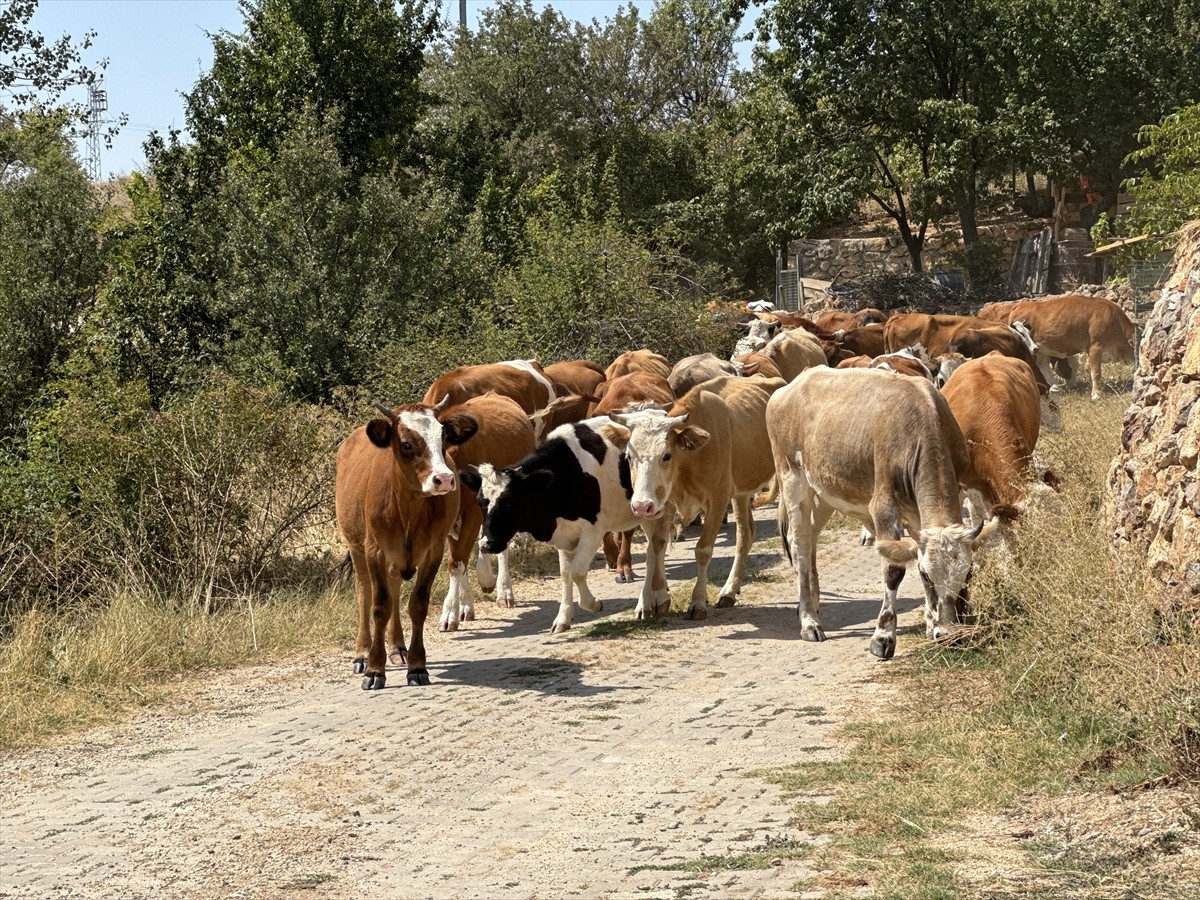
[
  {"xmin": 429, "ymin": 472, "xmax": 456, "ymax": 494},
  {"xmin": 631, "ymin": 500, "xmax": 662, "ymax": 519}
]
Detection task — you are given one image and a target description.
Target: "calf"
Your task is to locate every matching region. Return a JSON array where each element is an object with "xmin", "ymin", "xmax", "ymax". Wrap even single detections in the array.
[
  {"xmin": 437, "ymin": 393, "xmax": 537, "ymax": 631},
  {"xmin": 335, "ymin": 402, "xmax": 478, "ymax": 689},
  {"xmin": 461, "ymin": 419, "xmax": 641, "ymax": 633},
  {"xmin": 767, "ymin": 368, "xmax": 1000, "ymax": 658},
  {"xmin": 620, "ymin": 375, "xmax": 785, "ymax": 620}
]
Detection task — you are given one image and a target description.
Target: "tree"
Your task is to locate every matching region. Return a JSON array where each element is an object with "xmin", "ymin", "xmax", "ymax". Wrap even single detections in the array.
[
  {"xmin": 185, "ymin": 0, "xmax": 437, "ymax": 177},
  {"xmin": 1123, "ymin": 103, "xmax": 1200, "ymax": 245},
  {"xmin": 1, "ymin": 0, "xmax": 99, "ymax": 109},
  {"xmin": 758, "ymin": 0, "xmax": 1016, "ymax": 272},
  {"xmin": 0, "ymin": 108, "xmax": 103, "ymax": 433}
]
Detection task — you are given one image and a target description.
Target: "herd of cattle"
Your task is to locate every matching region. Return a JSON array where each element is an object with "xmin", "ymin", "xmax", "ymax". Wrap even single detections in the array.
[{"xmin": 334, "ymin": 294, "xmax": 1136, "ymax": 689}]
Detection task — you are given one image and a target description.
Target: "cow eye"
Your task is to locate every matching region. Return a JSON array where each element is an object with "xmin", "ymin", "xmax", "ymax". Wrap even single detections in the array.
[
  {"xmin": 662, "ymin": 452, "xmax": 672, "ymax": 462},
  {"xmin": 400, "ymin": 441, "xmax": 413, "ymax": 453}
]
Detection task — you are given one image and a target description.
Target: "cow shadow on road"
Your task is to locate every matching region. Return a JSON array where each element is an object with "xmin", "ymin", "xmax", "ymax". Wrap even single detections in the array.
[
  {"xmin": 428, "ymin": 654, "xmax": 636, "ymax": 699},
  {"xmin": 715, "ymin": 592, "xmax": 926, "ymax": 643}
]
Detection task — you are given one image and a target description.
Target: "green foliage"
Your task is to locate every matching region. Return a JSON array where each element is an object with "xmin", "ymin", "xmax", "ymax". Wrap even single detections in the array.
[
  {"xmin": 1124, "ymin": 103, "xmax": 1200, "ymax": 243},
  {"xmin": 1, "ymin": 0, "xmax": 100, "ymax": 110},
  {"xmin": 185, "ymin": 0, "xmax": 437, "ymax": 176},
  {"xmin": 0, "ymin": 108, "xmax": 103, "ymax": 434}
]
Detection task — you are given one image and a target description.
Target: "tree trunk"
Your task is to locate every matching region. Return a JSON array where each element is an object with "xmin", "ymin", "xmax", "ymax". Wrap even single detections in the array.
[{"xmin": 898, "ymin": 218, "xmax": 925, "ymax": 272}]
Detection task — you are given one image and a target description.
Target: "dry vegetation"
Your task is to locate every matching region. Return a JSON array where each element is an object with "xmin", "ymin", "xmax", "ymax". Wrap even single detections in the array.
[{"xmin": 763, "ymin": 366, "xmax": 1200, "ymax": 897}]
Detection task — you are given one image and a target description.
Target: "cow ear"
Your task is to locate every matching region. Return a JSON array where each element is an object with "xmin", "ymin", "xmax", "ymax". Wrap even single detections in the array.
[
  {"xmin": 522, "ymin": 468, "xmax": 555, "ymax": 492},
  {"xmin": 597, "ymin": 423, "xmax": 630, "ymax": 450},
  {"xmin": 442, "ymin": 413, "xmax": 478, "ymax": 446},
  {"xmin": 366, "ymin": 418, "xmax": 393, "ymax": 448},
  {"xmin": 460, "ymin": 466, "xmax": 482, "ymax": 493},
  {"xmin": 970, "ymin": 515, "xmax": 1005, "ymax": 548},
  {"xmin": 875, "ymin": 538, "xmax": 919, "ymax": 563},
  {"xmin": 673, "ymin": 424, "xmax": 710, "ymax": 451}
]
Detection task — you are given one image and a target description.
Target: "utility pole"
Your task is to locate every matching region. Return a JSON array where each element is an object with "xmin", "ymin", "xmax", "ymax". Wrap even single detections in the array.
[
  {"xmin": 459, "ymin": 0, "xmax": 466, "ymax": 29},
  {"xmin": 85, "ymin": 79, "xmax": 108, "ymax": 182}
]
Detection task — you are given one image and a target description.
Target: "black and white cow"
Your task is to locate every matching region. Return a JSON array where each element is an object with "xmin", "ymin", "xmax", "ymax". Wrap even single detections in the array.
[{"xmin": 460, "ymin": 417, "xmax": 639, "ymax": 634}]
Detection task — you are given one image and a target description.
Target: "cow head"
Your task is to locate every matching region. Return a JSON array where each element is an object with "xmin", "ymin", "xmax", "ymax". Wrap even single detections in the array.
[
  {"xmin": 875, "ymin": 517, "xmax": 1002, "ymax": 638},
  {"xmin": 933, "ymin": 353, "xmax": 968, "ymax": 390},
  {"xmin": 461, "ymin": 462, "xmax": 557, "ymax": 553},
  {"xmin": 366, "ymin": 402, "xmax": 477, "ymax": 495},
  {"xmin": 617, "ymin": 409, "xmax": 710, "ymax": 519}
]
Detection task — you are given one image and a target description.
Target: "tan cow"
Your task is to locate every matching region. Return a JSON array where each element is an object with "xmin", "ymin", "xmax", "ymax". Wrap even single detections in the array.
[
  {"xmin": 619, "ymin": 374, "xmax": 786, "ymax": 620},
  {"xmin": 437, "ymin": 394, "xmax": 537, "ymax": 631},
  {"xmin": 590, "ymin": 371, "xmax": 675, "ymax": 583},
  {"xmin": 668, "ymin": 352, "xmax": 743, "ymax": 397},
  {"xmin": 941, "ymin": 352, "xmax": 1044, "ymax": 521},
  {"xmin": 734, "ymin": 329, "xmax": 826, "ymax": 380},
  {"xmin": 335, "ymin": 402, "xmax": 478, "ymax": 689},
  {"xmin": 605, "ymin": 349, "xmax": 671, "ymax": 381},
  {"xmin": 977, "ymin": 294, "xmax": 1135, "ymax": 399},
  {"xmin": 767, "ymin": 368, "xmax": 1000, "ymax": 658}
]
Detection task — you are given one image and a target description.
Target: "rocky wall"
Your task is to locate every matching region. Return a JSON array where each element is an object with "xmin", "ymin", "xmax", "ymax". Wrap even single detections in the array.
[
  {"xmin": 788, "ymin": 222, "xmax": 1045, "ymax": 280},
  {"xmin": 1107, "ymin": 222, "xmax": 1200, "ymax": 595}
]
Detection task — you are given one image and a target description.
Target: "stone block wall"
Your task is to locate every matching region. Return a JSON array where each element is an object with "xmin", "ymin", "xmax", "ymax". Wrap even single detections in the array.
[
  {"xmin": 1107, "ymin": 222, "xmax": 1200, "ymax": 595},
  {"xmin": 788, "ymin": 222, "xmax": 1046, "ymax": 280}
]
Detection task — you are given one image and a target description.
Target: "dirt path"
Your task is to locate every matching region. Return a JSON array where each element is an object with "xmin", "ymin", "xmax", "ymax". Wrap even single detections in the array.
[{"xmin": 1, "ymin": 513, "xmax": 914, "ymax": 899}]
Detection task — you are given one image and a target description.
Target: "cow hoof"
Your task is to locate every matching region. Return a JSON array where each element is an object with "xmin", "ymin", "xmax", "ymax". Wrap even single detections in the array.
[
  {"xmin": 870, "ymin": 637, "xmax": 896, "ymax": 660},
  {"xmin": 407, "ymin": 669, "xmax": 430, "ymax": 686},
  {"xmin": 800, "ymin": 626, "xmax": 826, "ymax": 642},
  {"xmin": 614, "ymin": 572, "xmax": 629, "ymax": 584},
  {"xmin": 715, "ymin": 594, "xmax": 736, "ymax": 608},
  {"xmin": 352, "ymin": 658, "xmax": 366, "ymax": 675},
  {"xmin": 685, "ymin": 606, "xmax": 708, "ymax": 621},
  {"xmin": 549, "ymin": 622, "xmax": 570, "ymax": 634},
  {"xmin": 462, "ymin": 608, "xmax": 475, "ymax": 622},
  {"xmin": 440, "ymin": 620, "xmax": 458, "ymax": 633},
  {"xmin": 361, "ymin": 671, "xmax": 386, "ymax": 691},
  {"xmin": 634, "ymin": 606, "xmax": 649, "ymax": 620},
  {"xmin": 389, "ymin": 647, "xmax": 407, "ymax": 665},
  {"xmin": 497, "ymin": 593, "xmax": 516, "ymax": 609}
]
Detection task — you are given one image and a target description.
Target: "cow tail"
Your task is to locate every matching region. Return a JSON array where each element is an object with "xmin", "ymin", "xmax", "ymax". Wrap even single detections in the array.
[
  {"xmin": 330, "ymin": 552, "xmax": 354, "ymax": 600},
  {"xmin": 777, "ymin": 500, "xmax": 792, "ymax": 566}
]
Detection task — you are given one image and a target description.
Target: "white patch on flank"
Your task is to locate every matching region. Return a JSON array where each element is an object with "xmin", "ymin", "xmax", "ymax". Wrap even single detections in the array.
[
  {"xmin": 499, "ymin": 359, "xmax": 557, "ymax": 402},
  {"xmin": 399, "ymin": 409, "xmax": 452, "ymax": 493}
]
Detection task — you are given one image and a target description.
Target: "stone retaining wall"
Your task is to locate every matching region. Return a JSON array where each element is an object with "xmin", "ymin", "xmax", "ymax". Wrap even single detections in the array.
[{"xmin": 1107, "ymin": 222, "xmax": 1200, "ymax": 595}]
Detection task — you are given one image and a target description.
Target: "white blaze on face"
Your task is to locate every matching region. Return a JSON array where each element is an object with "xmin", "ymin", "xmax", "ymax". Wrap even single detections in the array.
[
  {"xmin": 399, "ymin": 409, "xmax": 456, "ymax": 495},
  {"xmin": 916, "ymin": 525, "xmax": 976, "ymax": 636},
  {"xmin": 474, "ymin": 463, "xmax": 512, "ymax": 553},
  {"xmin": 623, "ymin": 410, "xmax": 681, "ymax": 519}
]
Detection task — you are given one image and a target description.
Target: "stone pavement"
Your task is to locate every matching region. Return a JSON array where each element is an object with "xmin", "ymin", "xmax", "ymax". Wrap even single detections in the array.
[{"xmin": 0, "ymin": 510, "xmax": 926, "ymax": 899}]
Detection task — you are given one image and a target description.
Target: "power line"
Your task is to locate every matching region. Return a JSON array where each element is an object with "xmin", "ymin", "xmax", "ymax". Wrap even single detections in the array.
[{"xmin": 85, "ymin": 79, "xmax": 109, "ymax": 181}]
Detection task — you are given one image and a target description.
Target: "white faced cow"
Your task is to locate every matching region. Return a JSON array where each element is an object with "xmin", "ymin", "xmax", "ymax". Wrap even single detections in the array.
[
  {"xmin": 460, "ymin": 418, "xmax": 640, "ymax": 634},
  {"xmin": 766, "ymin": 367, "xmax": 1000, "ymax": 659}
]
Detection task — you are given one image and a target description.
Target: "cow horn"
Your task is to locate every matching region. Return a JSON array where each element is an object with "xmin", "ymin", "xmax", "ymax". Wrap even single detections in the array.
[
  {"xmin": 373, "ymin": 402, "xmax": 396, "ymax": 420},
  {"xmin": 433, "ymin": 395, "xmax": 451, "ymax": 412},
  {"xmin": 969, "ymin": 518, "xmax": 986, "ymax": 539}
]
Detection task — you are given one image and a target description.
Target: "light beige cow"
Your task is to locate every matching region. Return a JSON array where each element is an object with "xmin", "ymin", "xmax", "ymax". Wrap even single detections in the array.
[
  {"xmin": 618, "ymin": 375, "xmax": 786, "ymax": 620},
  {"xmin": 766, "ymin": 367, "xmax": 1000, "ymax": 659},
  {"xmin": 733, "ymin": 329, "xmax": 826, "ymax": 381}
]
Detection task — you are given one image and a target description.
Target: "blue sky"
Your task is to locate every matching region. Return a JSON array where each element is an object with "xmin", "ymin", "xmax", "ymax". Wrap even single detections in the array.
[{"xmin": 31, "ymin": 1, "xmax": 756, "ymax": 178}]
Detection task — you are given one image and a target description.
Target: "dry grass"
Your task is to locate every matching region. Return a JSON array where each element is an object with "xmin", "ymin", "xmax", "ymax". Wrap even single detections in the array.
[{"xmin": 0, "ymin": 586, "xmax": 355, "ymax": 749}]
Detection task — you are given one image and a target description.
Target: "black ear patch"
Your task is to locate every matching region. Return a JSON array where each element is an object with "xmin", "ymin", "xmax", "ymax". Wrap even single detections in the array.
[
  {"xmin": 442, "ymin": 413, "xmax": 479, "ymax": 446},
  {"xmin": 366, "ymin": 418, "xmax": 394, "ymax": 448},
  {"xmin": 460, "ymin": 466, "xmax": 482, "ymax": 493},
  {"xmin": 523, "ymin": 468, "xmax": 555, "ymax": 492}
]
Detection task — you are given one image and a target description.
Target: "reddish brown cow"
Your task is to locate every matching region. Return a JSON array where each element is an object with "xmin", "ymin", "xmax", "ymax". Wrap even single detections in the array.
[
  {"xmin": 423, "ymin": 360, "xmax": 557, "ymax": 415},
  {"xmin": 438, "ymin": 394, "xmax": 537, "ymax": 631},
  {"xmin": 813, "ymin": 307, "xmax": 890, "ymax": 331},
  {"xmin": 836, "ymin": 323, "xmax": 887, "ymax": 359},
  {"xmin": 941, "ymin": 352, "xmax": 1043, "ymax": 521},
  {"xmin": 591, "ymin": 371, "xmax": 676, "ymax": 583},
  {"xmin": 978, "ymin": 294, "xmax": 1135, "ymax": 399},
  {"xmin": 605, "ymin": 349, "xmax": 671, "ymax": 381},
  {"xmin": 542, "ymin": 359, "xmax": 605, "ymax": 431},
  {"xmin": 735, "ymin": 352, "xmax": 783, "ymax": 379},
  {"xmin": 335, "ymin": 402, "xmax": 478, "ymax": 689}
]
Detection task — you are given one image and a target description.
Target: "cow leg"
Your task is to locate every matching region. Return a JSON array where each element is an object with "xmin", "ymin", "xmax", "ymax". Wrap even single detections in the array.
[
  {"xmin": 440, "ymin": 511, "xmax": 478, "ymax": 631},
  {"xmin": 439, "ymin": 560, "xmax": 469, "ymax": 632},
  {"xmin": 859, "ymin": 525, "xmax": 875, "ymax": 547},
  {"xmin": 552, "ymin": 549, "xmax": 578, "ymax": 633},
  {"xmin": 493, "ymin": 550, "xmax": 515, "ymax": 607},
  {"xmin": 1087, "ymin": 342, "xmax": 1104, "ymax": 400},
  {"xmin": 350, "ymin": 547, "xmax": 372, "ymax": 674},
  {"xmin": 686, "ymin": 499, "xmax": 726, "ymax": 620},
  {"xmin": 1036, "ymin": 352, "xmax": 1063, "ymax": 393},
  {"xmin": 636, "ymin": 517, "xmax": 672, "ymax": 618},
  {"xmin": 716, "ymin": 494, "xmax": 754, "ymax": 608},
  {"xmin": 362, "ymin": 555, "xmax": 391, "ymax": 690},
  {"xmin": 476, "ymin": 545, "xmax": 497, "ymax": 593},
  {"xmin": 869, "ymin": 503, "xmax": 905, "ymax": 660},
  {"xmin": 779, "ymin": 472, "xmax": 824, "ymax": 642},
  {"xmin": 616, "ymin": 530, "xmax": 635, "ymax": 583},
  {"xmin": 602, "ymin": 532, "xmax": 619, "ymax": 571},
  {"xmin": 386, "ymin": 566, "xmax": 407, "ymax": 666},
  {"xmin": 551, "ymin": 534, "xmax": 605, "ymax": 634},
  {"xmin": 405, "ymin": 564, "xmax": 438, "ymax": 686}
]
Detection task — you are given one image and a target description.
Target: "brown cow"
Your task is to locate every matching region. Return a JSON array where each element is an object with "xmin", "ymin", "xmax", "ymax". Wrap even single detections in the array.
[
  {"xmin": 814, "ymin": 307, "xmax": 890, "ymax": 331},
  {"xmin": 941, "ymin": 352, "xmax": 1044, "ymax": 522},
  {"xmin": 835, "ymin": 323, "xmax": 886, "ymax": 359},
  {"xmin": 335, "ymin": 402, "xmax": 478, "ymax": 689},
  {"xmin": 884, "ymin": 313, "xmax": 1051, "ymax": 395},
  {"xmin": 423, "ymin": 360, "xmax": 557, "ymax": 416},
  {"xmin": 437, "ymin": 393, "xmax": 537, "ymax": 631},
  {"xmin": 978, "ymin": 294, "xmax": 1135, "ymax": 400},
  {"xmin": 605, "ymin": 349, "xmax": 671, "ymax": 381},
  {"xmin": 542, "ymin": 359, "xmax": 605, "ymax": 431},
  {"xmin": 591, "ymin": 371, "xmax": 675, "ymax": 583},
  {"xmin": 836, "ymin": 349, "xmax": 933, "ymax": 380}
]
